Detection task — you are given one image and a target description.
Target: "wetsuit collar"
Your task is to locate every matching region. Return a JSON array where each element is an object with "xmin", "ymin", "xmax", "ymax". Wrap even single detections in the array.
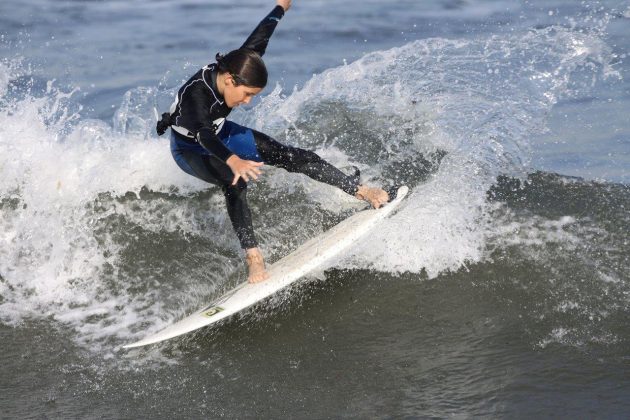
[{"xmin": 210, "ymin": 67, "xmax": 224, "ymax": 100}]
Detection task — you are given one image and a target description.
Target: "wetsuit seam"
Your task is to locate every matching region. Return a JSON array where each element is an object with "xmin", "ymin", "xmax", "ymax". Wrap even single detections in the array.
[
  {"xmin": 202, "ymin": 67, "xmax": 223, "ymax": 105},
  {"xmin": 174, "ymin": 78, "xmax": 205, "ymax": 128}
]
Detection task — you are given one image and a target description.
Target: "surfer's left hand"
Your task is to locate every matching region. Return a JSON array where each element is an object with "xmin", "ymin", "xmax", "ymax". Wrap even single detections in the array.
[
  {"xmin": 277, "ymin": 0, "xmax": 291, "ymax": 12},
  {"xmin": 226, "ymin": 155, "xmax": 264, "ymax": 185},
  {"xmin": 355, "ymin": 185, "xmax": 389, "ymax": 209}
]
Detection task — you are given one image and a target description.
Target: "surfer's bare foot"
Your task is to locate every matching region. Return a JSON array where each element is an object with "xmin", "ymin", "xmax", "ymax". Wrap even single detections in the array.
[
  {"xmin": 245, "ymin": 248, "xmax": 270, "ymax": 283},
  {"xmin": 355, "ymin": 185, "xmax": 389, "ymax": 209}
]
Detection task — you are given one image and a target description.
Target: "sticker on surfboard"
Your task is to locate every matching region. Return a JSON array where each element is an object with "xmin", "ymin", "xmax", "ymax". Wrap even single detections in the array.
[{"xmin": 201, "ymin": 306, "xmax": 224, "ymax": 318}]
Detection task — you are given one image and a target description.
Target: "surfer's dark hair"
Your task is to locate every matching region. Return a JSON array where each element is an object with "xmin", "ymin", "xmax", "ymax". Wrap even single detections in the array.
[{"xmin": 215, "ymin": 49, "xmax": 268, "ymax": 88}]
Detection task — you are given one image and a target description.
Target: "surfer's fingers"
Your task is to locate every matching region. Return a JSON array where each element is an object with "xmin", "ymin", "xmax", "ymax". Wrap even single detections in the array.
[{"xmin": 231, "ymin": 173, "xmax": 240, "ymax": 186}]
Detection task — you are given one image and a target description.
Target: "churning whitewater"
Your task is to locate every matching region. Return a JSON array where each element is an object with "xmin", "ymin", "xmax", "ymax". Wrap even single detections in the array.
[{"xmin": 0, "ymin": 25, "xmax": 619, "ymax": 351}]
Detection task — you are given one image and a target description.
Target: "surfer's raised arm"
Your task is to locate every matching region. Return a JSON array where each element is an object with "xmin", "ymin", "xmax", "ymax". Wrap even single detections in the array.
[{"xmin": 240, "ymin": 0, "xmax": 292, "ymax": 57}]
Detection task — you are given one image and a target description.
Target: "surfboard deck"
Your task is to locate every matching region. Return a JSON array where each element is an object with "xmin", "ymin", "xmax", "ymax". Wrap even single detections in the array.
[{"xmin": 123, "ymin": 186, "xmax": 409, "ymax": 349}]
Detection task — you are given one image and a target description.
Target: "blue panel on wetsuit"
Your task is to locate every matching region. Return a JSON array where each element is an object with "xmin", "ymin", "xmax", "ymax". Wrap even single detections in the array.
[
  {"xmin": 170, "ymin": 131, "xmax": 202, "ymax": 177},
  {"xmin": 170, "ymin": 121, "xmax": 262, "ymax": 162},
  {"xmin": 170, "ymin": 132, "xmax": 204, "ymax": 152},
  {"xmin": 219, "ymin": 121, "xmax": 262, "ymax": 162}
]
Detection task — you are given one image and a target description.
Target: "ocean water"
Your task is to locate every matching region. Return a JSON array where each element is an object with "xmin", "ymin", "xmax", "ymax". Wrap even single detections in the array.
[{"xmin": 1, "ymin": 0, "xmax": 629, "ymax": 418}]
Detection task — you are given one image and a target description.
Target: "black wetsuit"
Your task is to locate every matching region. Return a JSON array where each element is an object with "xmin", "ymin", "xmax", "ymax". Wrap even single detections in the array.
[{"xmin": 164, "ymin": 6, "xmax": 360, "ymax": 249}]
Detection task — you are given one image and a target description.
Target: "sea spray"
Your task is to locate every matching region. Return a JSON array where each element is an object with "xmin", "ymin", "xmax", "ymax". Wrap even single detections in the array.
[
  {"xmin": 244, "ymin": 27, "xmax": 617, "ymax": 276},
  {"xmin": 0, "ymin": 25, "xmax": 618, "ymax": 349}
]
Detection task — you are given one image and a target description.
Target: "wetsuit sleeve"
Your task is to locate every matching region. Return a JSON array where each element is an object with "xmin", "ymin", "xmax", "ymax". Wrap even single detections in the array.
[
  {"xmin": 184, "ymin": 84, "xmax": 234, "ymax": 161},
  {"xmin": 240, "ymin": 5, "xmax": 285, "ymax": 57},
  {"xmin": 197, "ymin": 127, "xmax": 233, "ymax": 162}
]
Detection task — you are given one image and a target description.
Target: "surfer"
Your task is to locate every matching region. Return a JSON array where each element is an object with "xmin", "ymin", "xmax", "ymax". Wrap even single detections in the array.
[{"xmin": 156, "ymin": 0, "xmax": 389, "ymax": 283}]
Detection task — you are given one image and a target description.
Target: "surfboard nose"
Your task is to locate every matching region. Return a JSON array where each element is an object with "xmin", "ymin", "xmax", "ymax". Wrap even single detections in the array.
[{"xmin": 385, "ymin": 185, "xmax": 407, "ymax": 204}]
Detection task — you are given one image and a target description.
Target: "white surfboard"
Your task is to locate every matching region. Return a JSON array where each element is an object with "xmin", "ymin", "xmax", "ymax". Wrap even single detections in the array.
[{"xmin": 123, "ymin": 186, "xmax": 408, "ymax": 349}]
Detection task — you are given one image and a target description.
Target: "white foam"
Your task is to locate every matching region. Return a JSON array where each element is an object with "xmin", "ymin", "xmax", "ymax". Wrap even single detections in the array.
[
  {"xmin": 0, "ymin": 76, "xmax": 212, "ymax": 348},
  {"xmin": 0, "ymin": 62, "xmax": 9, "ymax": 98},
  {"xmin": 0, "ymin": 25, "xmax": 616, "ymax": 350},
  {"xmin": 245, "ymin": 29, "xmax": 614, "ymax": 278}
]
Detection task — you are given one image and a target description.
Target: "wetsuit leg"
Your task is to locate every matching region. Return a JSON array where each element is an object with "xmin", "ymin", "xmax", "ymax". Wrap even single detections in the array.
[
  {"xmin": 223, "ymin": 180, "xmax": 257, "ymax": 250},
  {"xmin": 182, "ymin": 152, "xmax": 257, "ymax": 249},
  {"xmin": 171, "ymin": 133, "xmax": 258, "ymax": 249},
  {"xmin": 252, "ymin": 130, "xmax": 360, "ymax": 195}
]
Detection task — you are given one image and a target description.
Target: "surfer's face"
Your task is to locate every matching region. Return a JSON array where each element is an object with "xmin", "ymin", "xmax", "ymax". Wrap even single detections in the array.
[{"xmin": 222, "ymin": 75, "xmax": 262, "ymax": 108}]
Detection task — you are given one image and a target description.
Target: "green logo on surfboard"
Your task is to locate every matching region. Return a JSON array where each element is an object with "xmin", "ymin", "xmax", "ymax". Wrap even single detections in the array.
[{"xmin": 201, "ymin": 306, "xmax": 224, "ymax": 318}]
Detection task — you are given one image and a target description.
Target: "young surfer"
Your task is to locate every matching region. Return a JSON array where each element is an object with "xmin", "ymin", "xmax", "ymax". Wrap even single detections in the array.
[{"xmin": 156, "ymin": 0, "xmax": 388, "ymax": 283}]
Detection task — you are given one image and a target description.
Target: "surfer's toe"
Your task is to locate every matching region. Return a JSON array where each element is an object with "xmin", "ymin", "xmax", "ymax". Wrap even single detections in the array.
[{"xmin": 248, "ymin": 271, "xmax": 270, "ymax": 283}]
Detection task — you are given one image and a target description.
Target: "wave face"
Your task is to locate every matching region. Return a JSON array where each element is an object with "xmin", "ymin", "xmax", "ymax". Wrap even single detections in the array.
[
  {"xmin": 0, "ymin": 25, "xmax": 624, "ymax": 353},
  {"xmin": 245, "ymin": 27, "xmax": 619, "ymax": 276}
]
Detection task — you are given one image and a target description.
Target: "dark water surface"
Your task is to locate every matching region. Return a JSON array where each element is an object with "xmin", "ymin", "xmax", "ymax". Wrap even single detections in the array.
[{"xmin": 1, "ymin": 0, "xmax": 629, "ymax": 418}]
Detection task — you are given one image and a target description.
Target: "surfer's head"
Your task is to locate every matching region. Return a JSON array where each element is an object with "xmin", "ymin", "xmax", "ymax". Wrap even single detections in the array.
[{"xmin": 216, "ymin": 49, "xmax": 267, "ymax": 108}]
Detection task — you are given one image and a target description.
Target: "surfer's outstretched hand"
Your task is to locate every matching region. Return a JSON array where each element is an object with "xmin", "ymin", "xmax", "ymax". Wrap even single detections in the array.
[
  {"xmin": 226, "ymin": 155, "xmax": 264, "ymax": 185},
  {"xmin": 277, "ymin": 0, "xmax": 291, "ymax": 12},
  {"xmin": 356, "ymin": 185, "xmax": 389, "ymax": 209}
]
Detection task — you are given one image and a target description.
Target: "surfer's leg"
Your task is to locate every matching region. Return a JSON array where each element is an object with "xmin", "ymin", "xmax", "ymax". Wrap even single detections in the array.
[
  {"xmin": 252, "ymin": 130, "xmax": 360, "ymax": 195},
  {"xmin": 223, "ymin": 179, "xmax": 258, "ymax": 249},
  {"xmin": 221, "ymin": 182, "xmax": 268, "ymax": 281},
  {"xmin": 171, "ymin": 132, "xmax": 269, "ymax": 282},
  {"xmin": 218, "ymin": 121, "xmax": 355, "ymax": 193},
  {"xmin": 253, "ymin": 130, "xmax": 390, "ymax": 208},
  {"xmin": 223, "ymin": 183, "xmax": 268, "ymax": 282},
  {"xmin": 171, "ymin": 141, "xmax": 258, "ymax": 249},
  {"xmin": 194, "ymin": 156, "xmax": 259, "ymax": 250}
]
